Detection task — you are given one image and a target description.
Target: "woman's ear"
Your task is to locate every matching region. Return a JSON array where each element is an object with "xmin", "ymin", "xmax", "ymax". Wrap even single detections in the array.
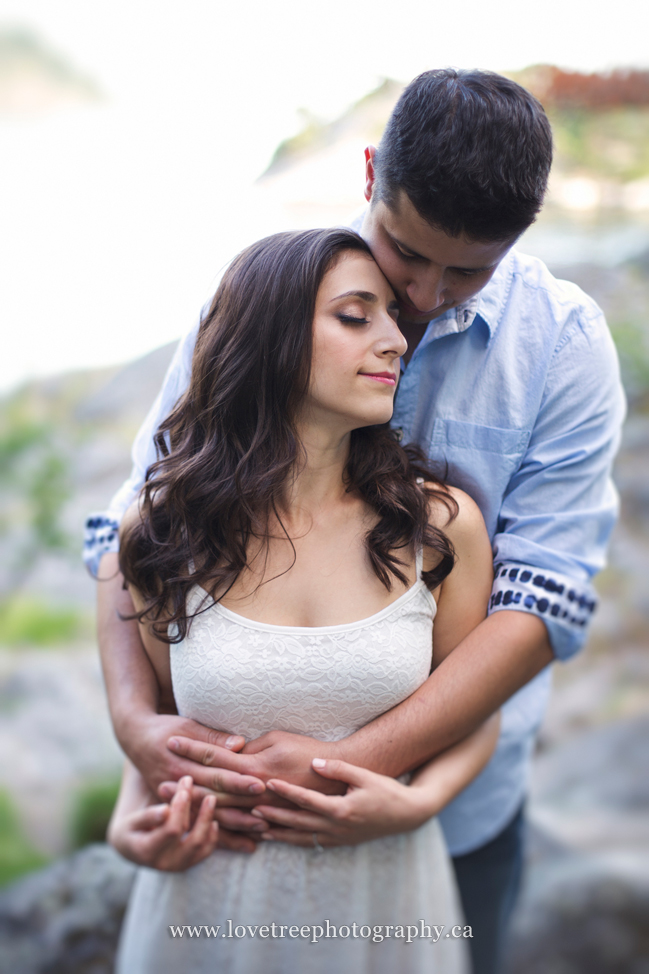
[{"xmin": 364, "ymin": 146, "xmax": 377, "ymax": 202}]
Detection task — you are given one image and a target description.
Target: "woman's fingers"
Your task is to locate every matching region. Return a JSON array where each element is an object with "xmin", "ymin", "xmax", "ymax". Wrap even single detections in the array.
[
  {"xmin": 185, "ymin": 794, "xmax": 218, "ymax": 851},
  {"xmin": 214, "ymin": 807, "xmax": 269, "ymax": 831},
  {"xmin": 168, "ymin": 775, "xmax": 193, "ymax": 834},
  {"xmin": 264, "ymin": 778, "xmax": 343, "ymax": 815},
  {"xmin": 310, "ymin": 757, "xmax": 377, "ymax": 788},
  {"xmin": 251, "ymin": 804, "xmax": 329, "ymax": 831},
  {"xmin": 125, "ymin": 803, "xmax": 170, "ymax": 833}
]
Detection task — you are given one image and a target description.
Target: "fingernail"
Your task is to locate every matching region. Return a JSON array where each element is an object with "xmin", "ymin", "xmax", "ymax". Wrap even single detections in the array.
[
  {"xmin": 251, "ymin": 808, "xmax": 264, "ymax": 818},
  {"xmin": 266, "ymin": 781, "xmax": 276, "ymax": 792},
  {"xmin": 312, "ymin": 758, "xmax": 326, "ymax": 768},
  {"xmin": 180, "ymin": 775, "xmax": 192, "ymax": 787},
  {"xmin": 248, "ymin": 782, "xmax": 265, "ymax": 794},
  {"xmin": 225, "ymin": 735, "xmax": 243, "ymax": 749},
  {"xmin": 260, "ymin": 833, "xmax": 274, "ymax": 841},
  {"xmin": 168, "ymin": 738, "xmax": 180, "ymax": 751},
  {"xmin": 252, "ymin": 821, "xmax": 267, "ymax": 831}
]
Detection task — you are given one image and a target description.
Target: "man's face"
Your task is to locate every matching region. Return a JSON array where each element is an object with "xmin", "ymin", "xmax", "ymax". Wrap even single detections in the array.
[{"xmin": 360, "ymin": 168, "xmax": 516, "ymax": 328}]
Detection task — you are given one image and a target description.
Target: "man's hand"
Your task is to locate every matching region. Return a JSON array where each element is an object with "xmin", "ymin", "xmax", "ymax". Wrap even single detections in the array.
[
  {"xmin": 127, "ymin": 712, "xmax": 268, "ymax": 797},
  {"xmin": 166, "ymin": 730, "xmax": 347, "ymax": 799}
]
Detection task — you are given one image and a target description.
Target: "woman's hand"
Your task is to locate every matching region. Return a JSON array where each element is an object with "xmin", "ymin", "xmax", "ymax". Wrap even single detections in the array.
[
  {"xmin": 108, "ymin": 775, "xmax": 221, "ymax": 870},
  {"xmin": 251, "ymin": 758, "xmax": 433, "ymax": 848}
]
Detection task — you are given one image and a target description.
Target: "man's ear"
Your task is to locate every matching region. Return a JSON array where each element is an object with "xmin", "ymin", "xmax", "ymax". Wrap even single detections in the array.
[{"xmin": 364, "ymin": 146, "xmax": 377, "ymax": 202}]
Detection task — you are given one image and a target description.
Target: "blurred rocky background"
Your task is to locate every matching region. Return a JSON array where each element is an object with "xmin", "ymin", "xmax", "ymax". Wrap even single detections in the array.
[{"xmin": 1, "ymin": 44, "xmax": 649, "ymax": 973}]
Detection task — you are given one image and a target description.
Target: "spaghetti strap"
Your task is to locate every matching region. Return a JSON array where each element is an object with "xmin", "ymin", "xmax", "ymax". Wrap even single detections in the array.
[{"xmin": 416, "ymin": 545, "xmax": 424, "ymax": 579}]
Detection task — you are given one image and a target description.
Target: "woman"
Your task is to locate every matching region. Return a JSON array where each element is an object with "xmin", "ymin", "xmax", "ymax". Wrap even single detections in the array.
[{"xmin": 109, "ymin": 227, "xmax": 497, "ymax": 973}]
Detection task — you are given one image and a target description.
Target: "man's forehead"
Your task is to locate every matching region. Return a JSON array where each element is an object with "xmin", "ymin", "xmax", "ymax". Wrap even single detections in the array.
[{"xmin": 377, "ymin": 192, "xmax": 515, "ymax": 269}]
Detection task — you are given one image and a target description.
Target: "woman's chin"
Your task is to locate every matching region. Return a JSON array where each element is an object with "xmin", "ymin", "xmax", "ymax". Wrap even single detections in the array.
[{"xmin": 352, "ymin": 409, "xmax": 395, "ymax": 430}]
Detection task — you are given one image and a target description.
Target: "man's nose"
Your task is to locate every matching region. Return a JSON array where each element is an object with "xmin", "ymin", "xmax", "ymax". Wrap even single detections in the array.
[{"xmin": 407, "ymin": 271, "xmax": 446, "ymax": 314}]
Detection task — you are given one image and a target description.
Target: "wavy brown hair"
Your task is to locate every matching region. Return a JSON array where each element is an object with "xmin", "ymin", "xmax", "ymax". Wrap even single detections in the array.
[{"xmin": 119, "ymin": 228, "xmax": 458, "ymax": 642}]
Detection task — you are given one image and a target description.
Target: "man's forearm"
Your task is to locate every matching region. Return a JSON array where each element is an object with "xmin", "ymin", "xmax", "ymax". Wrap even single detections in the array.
[
  {"xmin": 96, "ymin": 553, "xmax": 159, "ymax": 748},
  {"xmin": 335, "ymin": 611, "xmax": 553, "ymax": 777}
]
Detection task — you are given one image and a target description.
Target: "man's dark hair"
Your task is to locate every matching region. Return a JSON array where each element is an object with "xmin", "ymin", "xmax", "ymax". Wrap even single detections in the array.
[{"xmin": 374, "ymin": 68, "xmax": 553, "ymax": 241}]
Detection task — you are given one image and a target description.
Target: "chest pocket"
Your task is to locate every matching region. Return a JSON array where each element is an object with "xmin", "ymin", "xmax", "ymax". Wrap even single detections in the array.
[{"xmin": 428, "ymin": 419, "xmax": 531, "ymax": 537}]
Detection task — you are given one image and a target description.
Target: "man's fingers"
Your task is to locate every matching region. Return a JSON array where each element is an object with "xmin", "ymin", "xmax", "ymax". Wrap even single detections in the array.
[
  {"xmin": 185, "ymin": 723, "xmax": 246, "ymax": 752},
  {"xmin": 167, "ymin": 737, "xmax": 265, "ymax": 794},
  {"xmin": 157, "ymin": 780, "xmax": 266, "ymax": 808},
  {"xmin": 193, "ymin": 766, "xmax": 267, "ymax": 796},
  {"xmin": 168, "ymin": 736, "xmax": 245, "ymax": 768},
  {"xmin": 216, "ymin": 827, "xmax": 258, "ymax": 854}
]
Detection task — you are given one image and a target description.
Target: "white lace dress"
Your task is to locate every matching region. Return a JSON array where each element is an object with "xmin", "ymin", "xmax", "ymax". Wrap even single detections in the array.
[{"xmin": 116, "ymin": 564, "xmax": 469, "ymax": 973}]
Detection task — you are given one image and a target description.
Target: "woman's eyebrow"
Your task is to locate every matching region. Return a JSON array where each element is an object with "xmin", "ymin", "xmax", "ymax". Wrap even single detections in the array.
[{"xmin": 329, "ymin": 290, "xmax": 377, "ymax": 303}]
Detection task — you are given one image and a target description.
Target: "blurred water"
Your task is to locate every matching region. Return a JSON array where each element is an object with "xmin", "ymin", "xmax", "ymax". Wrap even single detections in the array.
[{"xmin": 520, "ymin": 212, "xmax": 649, "ymax": 268}]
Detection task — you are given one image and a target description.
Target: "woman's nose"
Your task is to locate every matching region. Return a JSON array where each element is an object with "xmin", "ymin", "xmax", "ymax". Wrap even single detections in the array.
[{"xmin": 381, "ymin": 318, "xmax": 408, "ymax": 357}]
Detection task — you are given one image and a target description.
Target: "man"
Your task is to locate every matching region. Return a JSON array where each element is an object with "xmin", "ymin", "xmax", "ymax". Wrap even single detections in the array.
[{"xmin": 87, "ymin": 69, "xmax": 625, "ymax": 974}]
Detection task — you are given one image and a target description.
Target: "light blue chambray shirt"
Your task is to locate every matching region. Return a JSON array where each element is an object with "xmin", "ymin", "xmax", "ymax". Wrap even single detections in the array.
[{"xmin": 84, "ymin": 244, "xmax": 625, "ymax": 856}]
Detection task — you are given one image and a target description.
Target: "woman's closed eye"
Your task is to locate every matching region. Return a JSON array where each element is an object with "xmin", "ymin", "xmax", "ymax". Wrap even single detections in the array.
[{"xmin": 337, "ymin": 313, "xmax": 369, "ymax": 325}]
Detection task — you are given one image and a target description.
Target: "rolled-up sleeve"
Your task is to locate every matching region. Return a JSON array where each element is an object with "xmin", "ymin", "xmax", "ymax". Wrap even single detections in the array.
[
  {"xmin": 83, "ymin": 319, "xmax": 200, "ymax": 576},
  {"xmin": 489, "ymin": 306, "xmax": 626, "ymax": 659}
]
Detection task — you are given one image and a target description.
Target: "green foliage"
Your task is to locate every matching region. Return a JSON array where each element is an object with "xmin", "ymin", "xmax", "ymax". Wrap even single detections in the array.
[
  {"xmin": 0, "ymin": 789, "xmax": 49, "ymax": 887},
  {"xmin": 70, "ymin": 778, "xmax": 121, "ymax": 849},
  {"xmin": 549, "ymin": 108, "xmax": 649, "ymax": 181},
  {"xmin": 0, "ymin": 407, "xmax": 73, "ymax": 579},
  {"xmin": 0, "ymin": 596, "xmax": 84, "ymax": 647},
  {"xmin": 610, "ymin": 319, "xmax": 649, "ymax": 401}
]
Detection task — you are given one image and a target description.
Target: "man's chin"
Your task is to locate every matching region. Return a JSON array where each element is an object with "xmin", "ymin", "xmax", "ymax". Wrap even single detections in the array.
[{"xmin": 398, "ymin": 303, "xmax": 449, "ymax": 325}]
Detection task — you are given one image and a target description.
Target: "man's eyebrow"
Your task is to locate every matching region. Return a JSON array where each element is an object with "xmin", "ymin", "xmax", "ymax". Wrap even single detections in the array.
[
  {"xmin": 329, "ymin": 290, "xmax": 377, "ymax": 303},
  {"xmin": 391, "ymin": 233, "xmax": 496, "ymax": 272},
  {"xmin": 391, "ymin": 235, "xmax": 428, "ymax": 261}
]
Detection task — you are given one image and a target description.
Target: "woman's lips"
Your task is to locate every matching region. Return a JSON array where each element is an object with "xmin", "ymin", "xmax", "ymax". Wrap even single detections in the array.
[{"xmin": 359, "ymin": 371, "xmax": 396, "ymax": 386}]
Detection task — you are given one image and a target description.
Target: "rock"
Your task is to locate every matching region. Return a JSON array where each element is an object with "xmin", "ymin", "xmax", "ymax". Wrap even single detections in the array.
[
  {"xmin": 0, "ymin": 843, "xmax": 135, "ymax": 974},
  {"xmin": 505, "ymin": 716, "xmax": 649, "ymax": 973},
  {"xmin": 506, "ymin": 850, "xmax": 649, "ymax": 974},
  {"xmin": 530, "ymin": 716, "xmax": 649, "ymax": 854}
]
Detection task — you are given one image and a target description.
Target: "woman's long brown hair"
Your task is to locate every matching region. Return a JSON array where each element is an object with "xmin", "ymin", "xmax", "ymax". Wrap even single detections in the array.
[{"xmin": 119, "ymin": 228, "xmax": 458, "ymax": 642}]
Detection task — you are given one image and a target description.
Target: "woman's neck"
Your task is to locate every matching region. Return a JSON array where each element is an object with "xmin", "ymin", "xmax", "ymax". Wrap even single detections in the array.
[{"xmin": 282, "ymin": 422, "xmax": 354, "ymax": 526}]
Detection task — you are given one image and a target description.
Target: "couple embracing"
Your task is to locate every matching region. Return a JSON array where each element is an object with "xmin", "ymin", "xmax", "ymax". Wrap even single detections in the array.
[{"xmin": 86, "ymin": 69, "xmax": 625, "ymax": 974}]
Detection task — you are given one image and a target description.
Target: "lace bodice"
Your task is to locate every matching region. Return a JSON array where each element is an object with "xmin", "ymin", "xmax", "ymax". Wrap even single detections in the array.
[
  {"xmin": 119, "ymin": 564, "xmax": 470, "ymax": 974},
  {"xmin": 170, "ymin": 577, "xmax": 436, "ymax": 742}
]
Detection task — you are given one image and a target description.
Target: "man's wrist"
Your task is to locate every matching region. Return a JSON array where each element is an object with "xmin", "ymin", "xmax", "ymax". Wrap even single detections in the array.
[{"xmin": 112, "ymin": 701, "xmax": 159, "ymax": 759}]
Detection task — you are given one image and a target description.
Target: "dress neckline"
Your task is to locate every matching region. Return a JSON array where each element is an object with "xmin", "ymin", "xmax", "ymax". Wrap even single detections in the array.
[{"xmin": 192, "ymin": 577, "xmax": 435, "ymax": 635}]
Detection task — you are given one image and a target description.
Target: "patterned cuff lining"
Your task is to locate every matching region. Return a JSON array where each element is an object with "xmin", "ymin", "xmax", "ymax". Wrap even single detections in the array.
[
  {"xmin": 83, "ymin": 514, "xmax": 120, "ymax": 577},
  {"xmin": 489, "ymin": 562, "xmax": 597, "ymax": 629}
]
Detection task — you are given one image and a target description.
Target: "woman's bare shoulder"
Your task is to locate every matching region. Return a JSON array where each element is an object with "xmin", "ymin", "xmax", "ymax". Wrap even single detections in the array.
[
  {"xmin": 422, "ymin": 483, "xmax": 490, "ymax": 574},
  {"xmin": 425, "ymin": 483, "xmax": 485, "ymax": 534}
]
